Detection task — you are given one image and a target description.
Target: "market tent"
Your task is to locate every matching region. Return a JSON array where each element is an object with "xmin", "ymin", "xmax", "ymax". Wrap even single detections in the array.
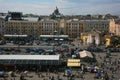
[
  {"xmin": 78, "ymin": 50, "xmax": 93, "ymax": 58},
  {"xmin": 0, "ymin": 55, "xmax": 60, "ymax": 65},
  {"xmin": 0, "ymin": 71, "xmax": 4, "ymax": 76},
  {"xmin": 67, "ymin": 59, "xmax": 80, "ymax": 67},
  {"xmin": 67, "ymin": 63, "xmax": 81, "ymax": 67}
]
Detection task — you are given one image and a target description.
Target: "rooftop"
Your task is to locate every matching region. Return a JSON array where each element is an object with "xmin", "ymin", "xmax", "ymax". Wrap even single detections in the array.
[
  {"xmin": 40, "ymin": 35, "xmax": 68, "ymax": 37},
  {"xmin": 0, "ymin": 55, "xmax": 60, "ymax": 60}
]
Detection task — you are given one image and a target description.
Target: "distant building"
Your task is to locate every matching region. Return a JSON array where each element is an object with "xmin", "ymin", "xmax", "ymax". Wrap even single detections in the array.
[
  {"xmin": 0, "ymin": 13, "xmax": 8, "ymax": 16},
  {"xmin": 83, "ymin": 20, "xmax": 110, "ymax": 32},
  {"xmin": 109, "ymin": 19, "xmax": 120, "ymax": 36},
  {"xmin": 109, "ymin": 19, "xmax": 116, "ymax": 34},
  {"xmin": 105, "ymin": 35, "xmax": 111, "ymax": 47},
  {"xmin": 0, "ymin": 9, "xmax": 117, "ymax": 39},
  {"xmin": 115, "ymin": 22, "xmax": 120, "ymax": 36},
  {"xmin": 9, "ymin": 12, "xmax": 22, "ymax": 20},
  {"xmin": 51, "ymin": 7, "xmax": 62, "ymax": 18},
  {"xmin": 4, "ymin": 18, "xmax": 114, "ymax": 39},
  {"xmin": 0, "ymin": 17, "xmax": 5, "ymax": 35},
  {"xmin": 64, "ymin": 19, "xmax": 84, "ymax": 39},
  {"xmin": 5, "ymin": 18, "xmax": 59, "ymax": 36},
  {"xmin": 81, "ymin": 32, "xmax": 100, "ymax": 45}
]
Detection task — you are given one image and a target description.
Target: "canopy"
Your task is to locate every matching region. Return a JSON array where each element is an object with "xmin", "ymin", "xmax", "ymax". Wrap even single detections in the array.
[
  {"xmin": 97, "ymin": 71, "xmax": 102, "ymax": 75},
  {"xmin": 0, "ymin": 71, "xmax": 4, "ymax": 75},
  {"xmin": 0, "ymin": 55, "xmax": 60, "ymax": 65},
  {"xmin": 68, "ymin": 59, "xmax": 80, "ymax": 63},
  {"xmin": 67, "ymin": 59, "xmax": 80, "ymax": 67},
  {"xmin": 66, "ymin": 69, "xmax": 72, "ymax": 73},
  {"xmin": 67, "ymin": 63, "xmax": 80, "ymax": 67},
  {"xmin": 78, "ymin": 50, "xmax": 93, "ymax": 58}
]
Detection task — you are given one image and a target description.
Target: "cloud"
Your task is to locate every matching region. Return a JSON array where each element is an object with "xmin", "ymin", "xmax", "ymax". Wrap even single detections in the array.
[
  {"xmin": 0, "ymin": 1, "xmax": 56, "ymax": 15},
  {"xmin": 57, "ymin": 0, "xmax": 120, "ymax": 15},
  {"xmin": 0, "ymin": 0, "xmax": 120, "ymax": 15}
]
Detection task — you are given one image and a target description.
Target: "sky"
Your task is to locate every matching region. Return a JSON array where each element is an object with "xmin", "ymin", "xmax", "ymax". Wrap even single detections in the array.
[{"xmin": 0, "ymin": 0, "xmax": 120, "ymax": 15}]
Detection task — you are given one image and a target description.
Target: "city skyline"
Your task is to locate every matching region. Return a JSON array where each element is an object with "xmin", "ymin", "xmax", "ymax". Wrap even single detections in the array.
[{"xmin": 0, "ymin": 0, "xmax": 120, "ymax": 15}]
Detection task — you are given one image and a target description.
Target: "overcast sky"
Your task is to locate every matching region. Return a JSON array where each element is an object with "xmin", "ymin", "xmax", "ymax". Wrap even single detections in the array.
[{"xmin": 0, "ymin": 0, "xmax": 120, "ymax": 15}]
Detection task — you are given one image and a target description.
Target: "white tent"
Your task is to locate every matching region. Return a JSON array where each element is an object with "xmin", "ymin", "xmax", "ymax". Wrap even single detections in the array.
[
  {"xmin": 95, "ymin": 34, "xmax": 100, "ymax": 45},
  {"xmin": 78, "ymin": 50, "xmax": 93, "ymax": 58}
]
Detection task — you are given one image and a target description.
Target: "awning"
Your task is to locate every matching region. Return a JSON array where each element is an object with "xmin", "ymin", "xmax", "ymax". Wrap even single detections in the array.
[
  {"xmin": 59, "ymin": 39, "xmax": 63, "ymax": 40},
  {"xmin": 0, "ymin": 60, "xmax": 60, "ymax": 65},
  {"xmin": 67, "ymin": 63, "xmax": 80, "ymax": 67},
  {"xmin": 67, "ymin": 59, "xmax": 80, "ymax": 67},
  {"xmin": 0, "ymin": 55, "xmax": 60, "ymax": 65},
  {"xmin": 78, "ymin": 50, "xmax": 93, "ymax": 58},
  {"xmin": 54, "ymin": 38, "xmax": 58, "ymax": 40},
  {"xmin": 68, "ymin": 59, "xmax": 80, "ymax": 63}
]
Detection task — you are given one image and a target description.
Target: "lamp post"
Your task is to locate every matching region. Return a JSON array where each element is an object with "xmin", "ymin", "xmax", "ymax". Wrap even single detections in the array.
[{"xmin": 15, "ymin": 29, "xmax": 20, "ymax": 50}]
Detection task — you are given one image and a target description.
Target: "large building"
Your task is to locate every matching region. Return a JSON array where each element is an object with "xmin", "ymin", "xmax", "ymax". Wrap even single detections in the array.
[
  {"xmin": 64, "ymin": 19, "xmax": 84, "ymax": 38},
  {"xmin": 83, "ymin": 20, "xmax": 110, "ymax": 32},
  {"xmin": 0, "ymin": 17, "xmax": 6, "ymax": 35},
  {"xmin": 115, "ymin": 22, "xmax": 120, "ymax": 36},
  {"xmin": 109, "ymin": 19, "xmax": 120, "ymax": 36},
  {"xmin": 109, "ymin": 19, "xmax": 116, "ymax": 34},
  {"xmin": 81, "ymin": 32, "xmax": 100, "ymax": 45},
  {"xmin": 3, "ymin": 18, "xmax": 115, "ymax": 39},
  {"xmin": 5, "ymin": 18, "xmax": 59, "ymax": 36},
  {"xmin": 0, "ymin": 8, "xmax": 117, "ymax": 39}
]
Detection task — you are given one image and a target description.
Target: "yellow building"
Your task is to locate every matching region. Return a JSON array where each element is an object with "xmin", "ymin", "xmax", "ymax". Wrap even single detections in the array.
[
  {"xmin": 105, "ymin": 37, "xmax": 111, "ymax": 47},
  {"xmin": 81, "ymin": 32, "xmax": 100, "ymax": 45},
  {"xmin": 65, "ymin": 19, "xmax": 84, "ymax": 39},
  {"xmin": 81, "ymin": 33, "xmax": 88, "ymax": 44},
  {"xmin": 4, "ymin": 17, "xmax": 114, "ymax": 39},
  {"xmin": 5, "ymin": 18, "xmax": 84, "ymax": 39},
  {"xmin": 5, "ymin": 18, "xmax": 59, "ymax": 37}
]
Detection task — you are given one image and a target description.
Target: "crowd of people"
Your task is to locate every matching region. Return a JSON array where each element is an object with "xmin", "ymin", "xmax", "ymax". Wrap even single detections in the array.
[
  {"xmin": 96, "ymin": 52, "xmax": 120, "ymax": 80},
  {"xmin": 0, "ymin": 50, "xmax": 120, "ymax": 80}
]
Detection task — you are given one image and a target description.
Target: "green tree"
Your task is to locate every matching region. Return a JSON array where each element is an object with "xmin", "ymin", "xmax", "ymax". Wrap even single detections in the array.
[
  {"xmin": 51, "ymin": 15, "xmax": 56, "ymax": 19},
  {"xmin": 98, "ymin": 15, "xmax": 103, "ymax": 19},
  {"xmin": 86, "ymin": 14, "xmax": 91, "ymax": 19},
  {"xmin": 111, "ymin": 36, "xmax": 120, "ymax": 47}
]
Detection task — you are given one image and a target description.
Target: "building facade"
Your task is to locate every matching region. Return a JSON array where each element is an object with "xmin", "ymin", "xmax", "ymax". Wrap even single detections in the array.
[
  {"xmin": 115, "ymin": 23, "xmax": 120, "ymax": 36},
  {"xmin": 1, "ymin": 16, "xmax": 114, "ymax": 39},
  {"xmin": 83, "ymin": 20, "xmax": 110, "ymax": 32},
  {"xmin": 109, "ymin": 19, "xmax": 116, "ymax": 34},
  {"xmin": 65, "ymin": 19, "xmax": 84, "ymax": 39},
  {"xmin": 0, "ymin": 18, "xmax": 5, "ymax": 35},
  {"xmin": 5, "ymin": 19, "xmax": 59, "ymax": 37},
  {"xmin": 5, "ymin": 18, "xmax": 84, "ymax": 39},
  {"xmin": 81, "ymin": 32, "xmax": 100, "ymax": 45},
  {"xmin": 109, "ymin": 19, "xmax": 120, "ymax": 36}
]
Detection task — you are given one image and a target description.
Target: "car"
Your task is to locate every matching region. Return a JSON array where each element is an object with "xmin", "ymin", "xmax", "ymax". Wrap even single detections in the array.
[
  {"xmin": 26, "ymin": 43, "xmax": 32, "ymax": 45},
  {"xmin": 0, "ymin": 40, "xmax": 6, "ymax": 45}
]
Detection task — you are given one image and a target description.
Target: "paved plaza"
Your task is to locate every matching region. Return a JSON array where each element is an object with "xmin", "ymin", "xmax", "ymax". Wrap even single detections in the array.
[{"xmin": 0, "ymin": 52, "xmax": 119, "ymax": 80}]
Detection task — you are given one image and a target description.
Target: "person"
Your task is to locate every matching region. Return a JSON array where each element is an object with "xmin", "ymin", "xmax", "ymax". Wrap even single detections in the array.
[
  {"xmin": 51, "ymin": 76, "xmax": 55, "ymax": 80},
  {"xmin": 20, "ymin": 76, "xmax": 22, "ymax": 80},
  {"xmin": 57, "ymin": 75, "xmax": 60, "ymax": 80},
  {"xmin": 20, "ymin": 75, "xmax": 24, "ymax": 80}
]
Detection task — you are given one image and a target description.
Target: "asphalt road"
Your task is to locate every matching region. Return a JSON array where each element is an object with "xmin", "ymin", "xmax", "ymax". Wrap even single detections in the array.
[{"xmin": 0, "ymin": 45, "xmax": 61, "ymax": 50}]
